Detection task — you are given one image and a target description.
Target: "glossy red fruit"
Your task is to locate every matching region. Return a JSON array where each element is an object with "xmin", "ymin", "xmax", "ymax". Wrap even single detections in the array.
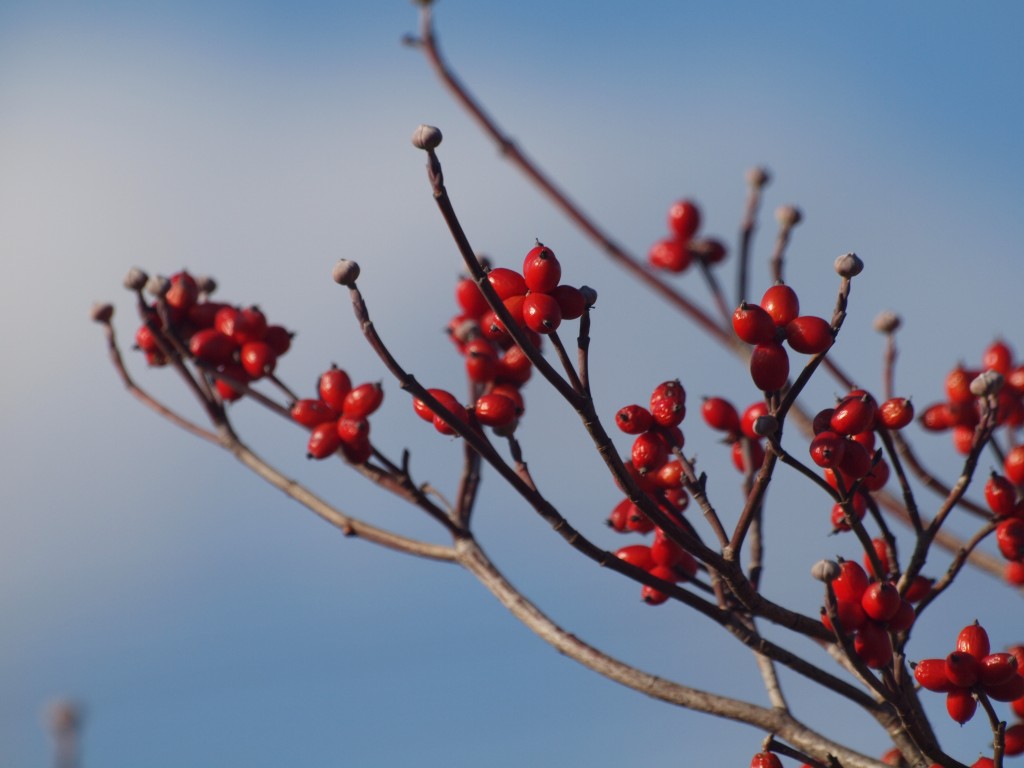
[
  {"xmin": 495, "ymin": 345, "xmax": 532, "ymax": 386},
  {"xmin": 831, "ymin": 393, "xmax": 877, "ymax": 436},
  {"xmin": 291, "ymin": 398, "xmax": 339, "ymax": 428},
  {"xmin": 700, "ymin": 397, "xmax": 740, "ymax": 434},
  {"xmin": 1006, "ymin": 560, "xmax": 1024, "ymax": 585},
  {"xmin": 615, "ymin": 544, "xmax": 655, "ymax": 571},
  {"xmin": 985, "ymin": 671, "xmax": 1024, "ymax": 702},
  {"xmin": 319, "ymin": 367, "xmax": 353, "ymax": 412},
  {"xmin": 749, "ymin": 751, "xmax": 783, "ymax": 768},
  {"xmin": 861, "ymin": 581, "xmax": 901, "ymax": 622},
  {"xmin": 413, "ymin": 388, "xmax": 461, "ymax": 423},
  {"xmin": 945, "ymin": 366, "xmax": 976, "ymax": 404},
  {"xmin": 945, "ymin": 651, "xmax": 980, "ymax": 687},
  {"xmin": 455, "ymin": 276, "xmax": 490, "ymax": 318},
  {"xmin": 189, "ymin": 328, "xmax": 237, "ymax": 366},
  {"xmin": 649, "ymin": 380, "xmax": 687, "ymax": 427},
  {"xmin": 522, "ymin": 243, "xmax": 561, "ymax": 293},
  {"xmin": 740, "ymin": 402, "xmax": 769, "ymax": 440},
  {"xmin": 832, "ymin": 560, "xmax": 869, "ymax": 602},
  {"xmin": 970, "ymin": 758, "xmax": 994, "ymax": 768},
  {"xmin": 854, "ymin": 621, "xmax": 893, "ymax": 669},
  {"xmin": 785, "ymin": 315, "xmax": 833, "ymax": 354},
  {"xmin": 861, "ymin": 459, "xmax": 890, "ymax": 492},
  {"xmin": 135, "ymin": 323, "xmax": 162, "ymax": 354},
  {"xmin": 878, "ymin": 398, "xmax": 915, "ymax": 430},
  {"xmin": 732, "ymin": 303, "xmax": 777, "ymax": 345},
  {"xmin": 648, "ymin": 238, "xmax": 691, "ymax": 272},
  {"xmin": 831, "ymin": 499, "xmax": 866, "ymax": 532},
  {"xmin": 262, "ymin": 325, "xmax": 291, "ymax": 357},
  {"xmin": 951, "ymin": 424, "xmax": 975, "ymax": 454},
  {"xmin": 956, "ymin": 622, "xmax": 991, "ymax": 659},
  {"xmin": 343, "ymin": 382, "xmax": 384, "ymax": 419},
  {"xmin": 667, "ymin": 199, "xmax": 701, "ymax": 240},
  {"xmin": 1005, "ymin": 723, "xmax": 1024, "ymax": 757},
  {"xmin": 914, "ymin": 658, "xmax": 953, "ymax": 692},
  {"xmin": 836, "ymin": 438, "xmax": 871, "ymax": 481},
  {"xmin": 490, "ymin": 384, "xmax": 524, "ymax": 412},
  {"xmin": 240, "ymin": 341, "xmax": 276, "ymax": 379},
  {"xmin": 214, "ymin": 363, "xmax": 249, "ymax": 402},
  {"xmin": 750, "ymin": 342, "xmax": 789, "ymax": 391},
  {"xmin": 983, "ymin": 339, "xmax": 1014, "ymax": 375},
  {"xmin": 760, "ymin": 283, "xmax": 800, "ymax": 327},
  {"xmin": 306, "ymin": 420, "xmax": 341, "ymax": 459},
  {"xmin": 985, "ymin": 473, "xmax": 1017, "ymax": 516},
  {"xmin": 809, "ymin": 431, "xmax": 846, "ymax": 468},
  {"xmin": 233, "ymin": 307, "xmax": 268, "ymax": 345},
  {"xmin": 166, "ymin": 271, "xmax": 199, "ymax": 310},
  {"xmin": 821, "ymin": 598, "xmax": 867, "ymax": 634},
  {"xmin": 641, "ymin": 576, "xmax": 671, "ymax": 606},
  {"xmin": 464, "ymin": 339, "xmax": 499, "ymax": 383},
  {"xmin": 731, "ymin": 439, "xmax": 765, "ymax": 473},
  {"xmin": 904, "ymin": 575, "xmax": 934, "ymax": 603},
  {"xmin": 996, "ymin": 518, "xmax": 1024, "ymax": 560},
  {"xmin": 474, "ymin": 393, "xmax": 518, "ymax": 428},
  {"xmin": 632, "ymin": 432, "xmax": 669, "ymax": 475},
  {"xmin": 616, "ymin": 404, "xmax": 653, "ymax": 434},
  {"xmin": 650, "ymin": 458, "xmax": 683, "ymax": 490},
  {"xmin": 336, "ymin": 417, "xmax": 370, "ymax": 446},
  {"xmin": 977, "ymin": 652, "xmax": 1018, "ymax": 687},
  {"xmin": 486, "ymin": 268, "xmax": 527, "ymax": 300},
  {"xmin": 812, "ymin": 408, "xmax": 836, "ymax": 434},
  {"xmin": 606, "ymin": 498, "xmax": 632, "ymax": 532},
  {"xmin": 551, "ymin": 284, "xmax": 586, "ymax": 320},
  {"xmin": 945, "ymin": 688, "xmax": 977, "ymax": 724},
  {"xmin": 433, "ymin": 402, "xmax": 469, "ymax": 436},
  {"xmin": 691, "ymin": 237, "xmax": 726, "ymax": 265},
  {"xmin": 625, "ymin": 502, "xmax": 656, "ymax": 534},
  {"xmin": 522, "ymin": 292, "xmax": 562, "ymax": 334},
  {"xmin": 1005, "ymin": 444, "xmax": 1024, "ymax": 485}
]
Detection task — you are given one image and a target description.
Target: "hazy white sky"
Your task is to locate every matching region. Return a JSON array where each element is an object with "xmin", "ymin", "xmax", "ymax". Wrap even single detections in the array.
[{"xmin": 2, "ymin": 2, "xmax": 1023, "ymax": 766}]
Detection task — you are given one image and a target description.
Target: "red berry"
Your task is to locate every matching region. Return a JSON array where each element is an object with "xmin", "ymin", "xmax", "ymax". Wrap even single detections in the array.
[
  {"xmin": 166, "ymin": 271, "xmax": 199, "ymax": 310},
  {"xmin": 740, "ymin": 402, "xmax": 769, "ymax": 440},
  {"xmin": 914, "ymin": 658, "xmax": 953, "ymax": 692},
  {"xmin": 551, "ymin": 284, "xmax": 586, "ymax": 320},
  {"xmin": 945, "ymin": 688, "xmax": 977, "ymax": 724},
  {"xmin": 214, "ymin": 363, "xmax": 249, "ymax": 402},
  {"xmin": 495, "ymin": 345, "xmax": 532, "ymax": 386},
  {"xmin": 945, "ymin": 366, "xmax": 976, "ymax": 404},
  {"xmin": 749, "ymin": 751, "xmax": 783, "ymax": 768},
  {"xmin": 306, "ymin": 420, "xmax": 341, "ymax": 459},
  {"xmin": 982, "ymin": 339, "xmax": 1014, "ymax": 375},
  {"xmin": 489, "ymin": 384, "xmax": 525, "ymax": 412},
  {"xmin": 996, "ymin": 518, "xmax": 1024, "ymax": 560},
  {"xmin": 486, "ymin": 267, "xmax": 527, "ymax": 300},
  {"xmin": 474, "ymin": 393, "xmax": 519, "ymax": 428},
  {"xmin": 319, "ymin": 367, "xmax": 353, "ymax": 412},
  {"xmin": 785, "ymin": 315, "xmax": 833, "ymax": 354},
  {"xmin": 945, "ymin": 651, "xmax": 980, "ymax": 687},
  {"xmin": 977, "ymin": 652, "xmax": 1018, "ymax": 687},
  {"xmin": 263, "ymin": 325, "xmax": 292, "ymax": 357},
  {"xmin": 760, "ymin": 283, "xmax": 800, "ymax": 327},
  {"xmin": 750, "ymin": 342, "xmax": 789, "ymax": 391},
  {"xmin": 455, "ymin": 277, "xmax": 490, "ymax": 318},
  {"xmin": 1005, "ymin": 723, "xmax": 1024, "ymax": 757},
  {"xmin": 1006, "ymin": 560, "xmax": 1024, "ymax": 585},
  {"xmin": 343, "ymin": 382, "xmax": 384, "ymax": 419},
  {"xmin": 822, "ymin": 599, "xmax": 867, "ymax": 633},
  {"xmin": 233, "ymin": 306, "xmax": 268, "ymax": 345},
  {"xmin": 904, "ymin": 575, "xmax": 934, "ymax": 603},
  {"xmin": 336, "ymin": 417, "xmax": 370, "ymax": 445},
  {"xmin": 291, "ymin": 399, "xmax": 339, "ymax": 428},
  {"xmin": 956, "ymin": 622, "xmax": 991, "ymax": 659},
  {"xmin": 464, "ymin": 338, "xmax": 499, "ymax": 383},
  {"xmin": 831, "ymin": 560, "xmax": 869, "ymax": 602},
  {"xmin": 878, "ymin": 398, "xmax": 914, "ymax": 430},
  {"xmin": 648, "ymin": 238, "xmax": 692, "ymax": 272},
  {"xmin": 522, "ymin": 243, "xmax": 562, "ymax": 293},
  {"xmin": 700, "ymin": 397, "xmax": 740, "ymax": 434},
  {"xmin": 522, "ymin": 292, "xmax": 562, "ymax": 334},
  {"xmin": 732, "ymin": 302, "xmax": 777, "ymax": 345},
  {"xmin": 667, "ymin": 199, "xmax": 701, "ymax": 241},
  {"xmin": 1005, "ymin": 445, "xmax": 1024, "ymax": 485},
  {"xmin": 812, "ymin": 408, "xmax": 836, "ymax": 434},
  {"xmin": 831, "ymin": 393, "xmax": 877, "ymax": 436},
  {"xmin": 809, "ymin": 431, "xmax": 846, "ymax": 468},
  {"xmin": 631, "ymin": 432, "xmax": 669, "ymax": 475},
  {"xmin": 616, "ymin": 404, "xmax": 654, "ymax": 434},
  {"xmin": 240, "ymin": 341, "xmax": 276, "ymax": 379},
  {"xmin": 731, "ymin": 438, "xmax": 765, "ymax": 473},
  {"xmin": 413, "ymin": 388, "xmax": 461, "ymax": 423},
  {"xmin": 189, "ymin": 328, "xmax": 237, "ymax": 366},
  {"xmin": 985, "ymin": 472, "xmax": 1017, "ymax": 516},
  {"xmin": 985, "ymin": 671, "xmax": 1024, "ymax": 702},
  {"xmin": 861, "ymin": 581, "xmax": 901, "ymax": 622},
  {"xmin": 614, "ymin": 544, "xmax": 655, "ymax": 571},
  {"xmin": 649, "ymin": 380, "xmax": 687, "ymax": 427},
  {"xmin": 854, "ymin": 621, "xmax": 893, "ymax": 668}
]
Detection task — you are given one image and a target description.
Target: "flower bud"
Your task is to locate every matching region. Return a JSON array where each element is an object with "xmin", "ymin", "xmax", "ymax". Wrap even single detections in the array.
[
  {"xmin": 411, "ymin": 124, "xmax": 443, "ymax": 151},
  {"xmin": 970, "ymin": 370, "xmax": 1004, "ymax": 398},
  {"xmin": 775, "ymin": 205, "xmax": 802, "ymax": 228},
  {"xmin": 811, "ymin": 559, "xmax": 841, "ymax": 582},
  {"xmin": 873, "ymin": 310, "xmax": 901, "ymax": 334},
  {"xmin": 834, "ymin": 252, "xmax": 864, "ymax": 278},
  {"xmin": 145, "ymin": 275, "xmax": 170, "ymax": 298},
  {"xmin": 90, "ymin": 302, "xmax": 114, "ymax": 323},
  {"xmin": 123, "ymin": 267, "xmax": 148, "ymax": 291},
  {"xmin": 746, "ymin": 166, "xmax": 770, "ymax": 189},
  {"xmin": 332, "ymin": 259, "xmax": 361, "ymax": 286}
]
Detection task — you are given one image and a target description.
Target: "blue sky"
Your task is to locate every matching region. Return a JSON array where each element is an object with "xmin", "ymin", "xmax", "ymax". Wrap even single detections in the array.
[{"xmin": 3, "ymin": 2, "xmax": 1024, "ymax": 766}]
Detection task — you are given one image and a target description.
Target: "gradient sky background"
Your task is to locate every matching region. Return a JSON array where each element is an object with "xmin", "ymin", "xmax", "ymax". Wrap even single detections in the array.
[{"xmin": 3, "ymin": 1, "xmax": 1024, "ymax": 766}]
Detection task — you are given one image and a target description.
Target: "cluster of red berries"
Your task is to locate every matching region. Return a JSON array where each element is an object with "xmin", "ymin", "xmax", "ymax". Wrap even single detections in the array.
[
  {"xmin": 807, "ymin": 388, "xmax": 918, "ymax": 531},
  {"xmin": 609, "ymin": 380, "xmax": 701, "ymax": 604},
  {"xmin": 919, "ymin": 339, "xmax": 1024, "ymax": 453},
  {"xmin": 913, "ymin": 622, "xmax": 1024, "ymax": 745},
  {"xmin": 133, "ymin": 270, "xmax": 293, "ymax": 401},
  {"xmin": 412, "ymin": 244, "xmax": 589, "ymax": 437},
  {"xmin": 699, "ymin": 396, "xmax": 769, "ymax": 474},
  {"xmin": 822, "ymin": 558, "xmax": 925, "ymax": 669},
  {"xmin": 647, "ymin": 199, "xmax": 726, "ymax": 273},
  {"xmin": 732, "ymin": 283, "xmax": 833, "ymax": 392},
  {"xmin": 982, "ymin": 471, "xmax": 1024, "ymax": 587},
  {"xmin": 291, "ymin": 368, "xmax": 383, "ymax": 462}
]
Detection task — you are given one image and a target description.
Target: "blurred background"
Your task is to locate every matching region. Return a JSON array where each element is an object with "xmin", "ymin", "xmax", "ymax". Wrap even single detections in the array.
[{"xmin": 2, "ymin": 1, "xmax": 1023, "ymax": 765}]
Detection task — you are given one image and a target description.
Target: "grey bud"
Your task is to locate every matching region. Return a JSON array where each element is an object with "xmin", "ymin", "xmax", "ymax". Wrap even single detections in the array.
[
  {"xmin": 775, "ymin": 205, "xmax": 802, "ymax": 228},
  {"xmin": 145, "ymin": 274, "xmax": 170, "ymax": 298},
  {"xmin": 834, "ymin": 252, "xmax": 864, "ymax": 278},
  {"xmin": 746, "ymin": 166, "xmax": 771, "ymax": 189},
  {"xmin": 90, "ymin": 302, "xmax": 114, "ymax": 323},
  {"xmin": 969, "ymin": 370, "xmax": 1004, "ymax": 398},
  {"xmin": 332, "ymin": 259, "xmax": 361, "ymax": 286},
  {"xmin": 123, "ymin": 267, "xmax": 148, "ymax": 291},
  {"xmin": 811, "ymin": 559, "xmax": 841, "ymax": 582},
  {"xmin": 411, "ymin": 124, "xmax": 443, "ymax": 151},
  {"xmin": 873, "ymin": 310, "xmax": 901, "ymax": 334}
]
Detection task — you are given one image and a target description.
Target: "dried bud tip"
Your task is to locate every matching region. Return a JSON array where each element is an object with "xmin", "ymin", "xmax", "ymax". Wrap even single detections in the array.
[
  {"xmin": 90, "ymin": 302, "xmax": 115, "ymax": 323},
  {"xmin": 579, "ymin": 285, "xmax": 598, "ymax": 306},
  {"xmin": 775, "ymin": 205, "xmax": 802, "ymax": 227},
  {"xmin": 411, "ymin": 124, "xmax": 443, "ymax": 151},
  {"xmin": 332, "ymin": 259, "xmax": 361, "ymax": 286},
  {"xmin": 195, "ymin": 274, "xmax": 217, "ymax": 295},
  {"xmin": 969, "ymin": 370, "xmax": 1004, "ymax": 398},
  {"xmin": 872, "ymin": 310, "xmax": 901, "ymax": 334},
  {"xmin": 123, "ymin": 267, "xmax": 148, "ymax": 291},
  {"xmin": 450, "ymin": 318, "xmax": 480, "ymax": 344},
  {"xmin": 811, "ymin": 559, "xmax": 841, "ymax": 582},
  {"xmin": 752, "ymin": 414, "xmax": 779, "ymax": 437},
  {"xmin": 145, "ymin": 274, "xmax": 171, "ymax": 298},
  {"xmin": 746, "ymin": 166, "xmax": 771, "ymax": 188},
  {"xmin": 834, "ymin": 252, "xmax": 863, "ymax": 278}
]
